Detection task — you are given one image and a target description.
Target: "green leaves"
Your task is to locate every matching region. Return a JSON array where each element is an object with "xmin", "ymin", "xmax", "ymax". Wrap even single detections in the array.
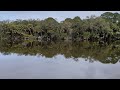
[
  {"xmin": 101, "ymin": 12, "xmax": 120, "ymax": 24},
  {"xmin": 0, "ymin": 13, "xmax": 120, "ymax": 41}
]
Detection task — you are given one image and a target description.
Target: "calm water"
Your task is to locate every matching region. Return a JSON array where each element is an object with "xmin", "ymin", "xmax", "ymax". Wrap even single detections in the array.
[{"xmin": 0, "ymin": 40, "xmax": 120, "ymax": 79}]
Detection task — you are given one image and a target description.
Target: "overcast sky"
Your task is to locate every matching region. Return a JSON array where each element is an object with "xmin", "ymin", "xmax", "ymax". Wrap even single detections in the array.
[{"xmin": 0, "ymin": 11, "xmax": 119, "ymax": 22}]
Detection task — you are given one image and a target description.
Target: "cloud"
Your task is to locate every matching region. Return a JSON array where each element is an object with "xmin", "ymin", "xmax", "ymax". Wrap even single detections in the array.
[{"xmin": 0, "ymin": 11, "xmax": 119, "ymax": 21}]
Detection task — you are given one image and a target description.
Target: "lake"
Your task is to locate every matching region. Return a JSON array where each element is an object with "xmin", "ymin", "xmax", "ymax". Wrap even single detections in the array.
[{"xmin": 0, "ymin": 40, "xmax": 120, "ymax": 79}]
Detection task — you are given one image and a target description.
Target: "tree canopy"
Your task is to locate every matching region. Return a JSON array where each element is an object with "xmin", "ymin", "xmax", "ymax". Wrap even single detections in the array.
[{"xmin": 0, "ymin": 12, "xmax": 120, "ymax": 42}]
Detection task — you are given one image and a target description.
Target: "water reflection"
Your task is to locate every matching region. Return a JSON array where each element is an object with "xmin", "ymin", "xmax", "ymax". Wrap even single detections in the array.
[
  {"xmin": 0, "ymin": 40, "xmax": 120, "ymax": 64},
  {"xmin": 0, "ymin": 53, "xmax": 120, "ymax": 79},
  {"xmin": 1, "ymin": 40, "xmax": 120, "ymax": 79}
]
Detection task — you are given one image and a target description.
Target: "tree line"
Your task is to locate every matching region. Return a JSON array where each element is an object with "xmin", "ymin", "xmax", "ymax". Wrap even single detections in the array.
[{"xmin": 0, "ymin": 12, "xmax": 120, "ymax": 41}]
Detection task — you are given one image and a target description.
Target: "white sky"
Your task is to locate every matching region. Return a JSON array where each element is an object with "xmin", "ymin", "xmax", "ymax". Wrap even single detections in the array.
[{"xmin": 0, "ymin": 11, "xmax": 119, "ymax": 22}]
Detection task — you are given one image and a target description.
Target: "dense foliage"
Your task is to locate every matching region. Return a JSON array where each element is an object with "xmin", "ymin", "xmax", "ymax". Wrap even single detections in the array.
[{"xmin": 0, "ymin": 12, "xmax": 120, "ymax": 41}]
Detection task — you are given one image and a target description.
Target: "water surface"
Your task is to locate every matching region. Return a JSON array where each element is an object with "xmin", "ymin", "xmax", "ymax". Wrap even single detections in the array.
[{"xmin": 0, "ymin": 40, "xmax": 120, "ymax": 79}]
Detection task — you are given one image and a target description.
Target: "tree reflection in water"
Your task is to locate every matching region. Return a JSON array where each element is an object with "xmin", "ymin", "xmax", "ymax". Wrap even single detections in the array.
[{"xmin": 0, "ymin": 39, "xmax": 120, "ymax": 64}]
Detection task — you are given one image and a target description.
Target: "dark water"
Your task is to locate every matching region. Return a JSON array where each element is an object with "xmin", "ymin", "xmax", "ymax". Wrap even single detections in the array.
[{"xmin": 0, "ymin": 40, "xmax": 120, "ymax": 79}]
